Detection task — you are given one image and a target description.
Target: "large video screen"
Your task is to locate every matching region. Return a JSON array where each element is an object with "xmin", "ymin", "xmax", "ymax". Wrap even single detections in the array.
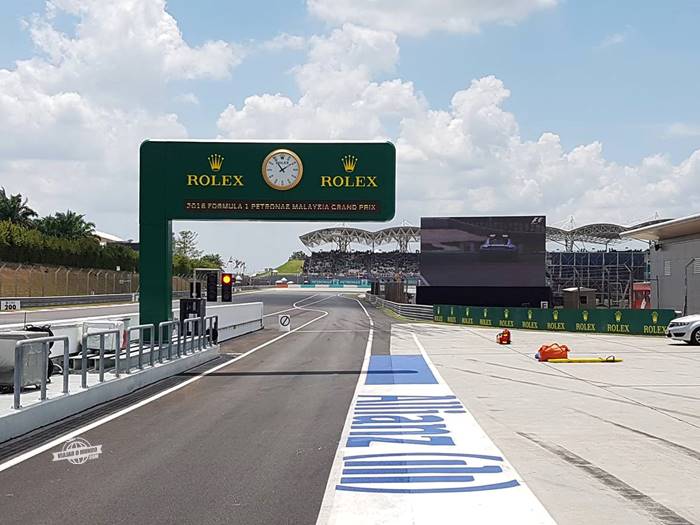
[{"xmin": 420, "ymin": 216, "xmax": 546, "ymax": 287}]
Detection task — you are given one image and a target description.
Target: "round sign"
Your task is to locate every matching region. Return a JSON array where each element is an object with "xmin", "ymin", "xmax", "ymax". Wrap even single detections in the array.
[{"xmin": 280, "ymin": 315, "xmax": 291, "ymax": 326}]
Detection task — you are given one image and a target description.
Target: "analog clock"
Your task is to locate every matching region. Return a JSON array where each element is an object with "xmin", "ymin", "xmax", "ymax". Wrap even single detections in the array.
[{"xmin": 262, "ymin": 149, "xmax": 303, "ymax": 190}]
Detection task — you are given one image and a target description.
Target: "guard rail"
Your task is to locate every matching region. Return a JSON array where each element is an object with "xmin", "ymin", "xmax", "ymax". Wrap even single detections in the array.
[
  {"xmin": 364, "ymin": 294, "xmax": 433, "ymax": 320},
  {"xmin": 1, "ymin": 287, "xmax": 267, "ymax": 309},
  {"xmin": 11, "ymin": 316, "xmax": 217, "ymax": 410}
]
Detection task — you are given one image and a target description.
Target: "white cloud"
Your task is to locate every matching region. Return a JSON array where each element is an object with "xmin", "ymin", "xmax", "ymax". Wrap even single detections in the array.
[
  {"xmin": 307, "ymin": 0, "xmax": 558, "ymax": 35},
  {"xmin": 174, "ymin": 92, "xmax": 200, "ymax": 105},
  {"xmin": 218, "ymin": 25, "xmax": 425, "ymax": 140},
  {"xmin": 218, "ymin": 24, "xmax": 700, "ymax": 227},
  {"xmin": 665, "ymin": 122, "xmax": 700, "ymax": 138},
  {"xmin": 0, "ymin": 0, "xmax": 242, "ymax": 237},
  {"xmin": 260, "ymin": 33, "xmax": 307, "ymax": 51},
  {"xmin": 597, "ymin": 32, "xmax": 626, "ymax": 49}
]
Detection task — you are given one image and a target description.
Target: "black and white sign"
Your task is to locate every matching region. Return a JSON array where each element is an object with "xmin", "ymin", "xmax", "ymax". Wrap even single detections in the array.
[
  {"xmin": 278, "ymin": 314, "xmax": 291, "ymax": 331},
  {"xmin": 1, "ymin": 300, "xmax": 20, "ymax": 311}
]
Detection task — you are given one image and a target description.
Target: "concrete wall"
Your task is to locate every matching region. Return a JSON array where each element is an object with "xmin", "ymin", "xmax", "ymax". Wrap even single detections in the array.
[{"xmin": 649, "ymin": 234, "xmax": 700, "ymax": 313}]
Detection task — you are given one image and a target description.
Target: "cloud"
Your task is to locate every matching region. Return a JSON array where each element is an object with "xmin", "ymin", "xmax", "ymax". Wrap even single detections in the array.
[
  {"xmin": 596, "ymin": 28, "xmax": 631, "ymax": 49},
  {"xmin": 260, "ymin": 33, "xmax": 307, "ymax": 51},
  {"xmin": 218, "ymin": 25, "xmax": 425, "ymax": 140},
  {"xmin": 218, "ymin": 23, "xmax": 700, "ymax": 227},
  {"xmin": 307, "ymin": 0, "xmax": 558, "ymax": 35},
  {"xmin": 597, "ymin": 33, "xmax": 625, "ymax": 48},
  {"xmin": 665, "ymin": 122, "xmax": 700, "ymax": 138},
  {"xmin": 174, "ymin": 92, "xmax": 200, "ymax": 105},
  {"xmin": 0, "ymin": 0, "xmax": 243, "ymax": 236}
]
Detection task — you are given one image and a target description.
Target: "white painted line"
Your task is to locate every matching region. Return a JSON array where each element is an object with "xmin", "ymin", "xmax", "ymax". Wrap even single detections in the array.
[
  {"xmin": 262, "ymin": 294, "xmax": 338, "ymax": 320},
  {"xmin": 0, "ymin": 298, "xmax": 333, "ymax": 474}
]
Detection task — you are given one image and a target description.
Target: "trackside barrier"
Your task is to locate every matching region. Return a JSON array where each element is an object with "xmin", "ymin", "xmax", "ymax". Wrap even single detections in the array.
[
  {"xmin": 9, "ymin": 315, "xmax": 221, "ymax": 411},
  {"xmin": 126, "ymin": 324, "xmax": 156, "ymax": 371},
  {"xmin": 364, "ymin": 294, "xmax": 433, "ymax": 321},
  {"xmin": 81, "ymin": 329, "xmax": 121, "ymax": 384},
  {"xmin": 13, "ymin": 336, "xmax": 70, "ymax": 409},
  {"xmin": 182, "ymin": 317, "xmax": 205, "ymax": 354},
  {"xmin": 204, "ymin": 315, "xmax": 217, "ymax": 347},
  {"xmin": 158, "ymin": 321, "xmax": 181, "ymax": 360},
  {"xmin": 432, "ymin": 305, "xmax": 677, "ymax": 336}
]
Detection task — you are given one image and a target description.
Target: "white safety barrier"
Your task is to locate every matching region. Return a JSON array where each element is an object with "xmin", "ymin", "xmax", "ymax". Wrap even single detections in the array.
[
  {"xmin": 0, "ymin": 302, "xmax": 263, "ymax": 358},
  {"xmin": 364, "ymin": 294, "xmax": 433, "ymax": 320}
]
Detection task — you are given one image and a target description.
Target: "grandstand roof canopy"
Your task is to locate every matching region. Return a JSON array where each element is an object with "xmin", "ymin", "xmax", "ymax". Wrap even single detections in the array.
[
  {"xmin": 300, "ymin": 226, "xmax": 420, "ymax": 252},
  {"xmin": 300, "ymin": 220, "xmax": 671, "ymax": 252},
  {"xmin": 621, "ymin": 213, "xmax": 700, "ymax": 241}
]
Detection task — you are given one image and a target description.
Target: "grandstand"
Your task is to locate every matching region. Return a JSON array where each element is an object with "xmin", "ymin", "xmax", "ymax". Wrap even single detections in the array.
[{"xmin": 299, "ymin": 218, "xmax": 669, "ymax": 306}]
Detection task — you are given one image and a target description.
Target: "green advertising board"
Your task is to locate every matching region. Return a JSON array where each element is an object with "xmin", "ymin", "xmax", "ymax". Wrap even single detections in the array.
[
  {"xmin": 433, "ymin": 305, "xmax": 675, "ymax": 336},
  {"xmin": 139, "ymin": 140, "xmax": 396, "ymax": 328}
]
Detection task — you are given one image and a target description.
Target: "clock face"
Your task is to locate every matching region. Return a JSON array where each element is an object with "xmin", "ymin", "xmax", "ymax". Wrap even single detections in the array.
[{"xmin": 262, "ymin": 149, "xmax": 303, "ymax": 190}]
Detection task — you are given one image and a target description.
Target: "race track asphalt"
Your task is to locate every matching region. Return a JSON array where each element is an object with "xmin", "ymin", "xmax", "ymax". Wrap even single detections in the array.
[{"xmin": 0, "ymin": 291, "xmax": 386, "ymax": 525}]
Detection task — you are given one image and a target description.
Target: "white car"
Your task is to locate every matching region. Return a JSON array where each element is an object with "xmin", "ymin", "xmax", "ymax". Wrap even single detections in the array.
[{"xmin": 666, "ymin": 314, "xmax": 700, "ymax": 344}]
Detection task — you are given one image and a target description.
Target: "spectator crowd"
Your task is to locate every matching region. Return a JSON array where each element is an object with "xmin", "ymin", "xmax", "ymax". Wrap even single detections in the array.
[{"xmin": 302, "ymin": 250, "xmax": 419, "ymax": 278}]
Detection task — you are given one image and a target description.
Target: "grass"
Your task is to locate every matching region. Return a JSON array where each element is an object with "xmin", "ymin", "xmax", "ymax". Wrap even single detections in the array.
[{"xmin": 274, "ymin": 259, "xmax": 305, "ymax": 274}]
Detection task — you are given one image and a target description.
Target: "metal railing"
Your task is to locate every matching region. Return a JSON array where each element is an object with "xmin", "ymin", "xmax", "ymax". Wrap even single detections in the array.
[
  {"xmin": 204, "ymin": 315, "xmax": 218, "ymax": 347},
  {"xmin": 13, "ymin": 336, "xmax": 70, "ymax": 409},
  {"xmin": 11, "ymin": 316, "xmax": 218, "ymax": 410},
  {"xmin": 81, "ymin": 328, "xmax": 121, "ymax": 385},
  {"xmin": 182, "ymin": 317, "xmax": 204, "ymax": 354},
  {"xmin": 158, "ymin": 320, "xmax": 181, "ymax": 360},
  {"xmin": 364, "ymin": 293, "xmax": 433, "ymax": 320},
  {"xmin": 126, "ymin": 324, "xmax": 156, "ymax": 371}
]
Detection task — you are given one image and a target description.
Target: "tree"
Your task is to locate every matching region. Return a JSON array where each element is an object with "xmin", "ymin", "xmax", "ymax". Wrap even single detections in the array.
[
  {"xmin": 173, "ymin": 230, "xmax": 202, "ymax": 259},
  {"xmin": 198, "ymin": 253, "xmax": 224, "ymax": 269},
  {"xmin": 0, "ymin": 188, "xmax": 37, "ymax": 227},
  {"xmin": 35, "ymin": 210, "xmax": 95, "ymax": 239},
  {"xmin": 290, "ymin": 250, "xmax": 307, "ymax": 260}
]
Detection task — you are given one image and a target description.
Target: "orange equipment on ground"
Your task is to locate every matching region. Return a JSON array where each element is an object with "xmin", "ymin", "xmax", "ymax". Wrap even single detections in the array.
[
  {"xmin": 496, "ymin": 329, "xmax": 511, "ymax": 345},
  {"xmin": 536, "ymin": 343, "xmax": 570, "ymax": 361}
]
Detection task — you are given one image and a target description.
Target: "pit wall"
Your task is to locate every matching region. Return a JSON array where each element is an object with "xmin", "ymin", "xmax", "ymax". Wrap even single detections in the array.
[{"xmin": 433, "ymin": 305, "xmax": 676, "ymax": 336}]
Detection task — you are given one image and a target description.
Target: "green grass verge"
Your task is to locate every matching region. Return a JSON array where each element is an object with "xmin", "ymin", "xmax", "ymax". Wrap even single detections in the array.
[{"xmin": 275, "ymin": 259, "xmax": 305, "ymax": 274}]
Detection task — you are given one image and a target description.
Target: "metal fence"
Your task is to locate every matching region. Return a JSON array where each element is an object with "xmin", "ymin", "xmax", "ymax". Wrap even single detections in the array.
[
  {"xmin": 364, "ymin": 293, "xmax": 433, "ymax": 320},
  {"xmin": 0, "ymin": 261, "xmax": 191, "ymax": 298},
  {"xmin": 11, "ymin": 315, "xmax": 218, "ymax": 409}
]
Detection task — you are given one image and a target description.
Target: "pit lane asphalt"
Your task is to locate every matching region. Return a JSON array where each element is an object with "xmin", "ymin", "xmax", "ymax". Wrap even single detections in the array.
[{"xmin": 0, "ymin": 291, "xmax": 391, "ymax": 525}]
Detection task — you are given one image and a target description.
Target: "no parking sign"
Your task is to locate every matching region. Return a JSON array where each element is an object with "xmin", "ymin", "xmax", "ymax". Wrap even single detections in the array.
[{"xmin": 278, "ymin": 314, "xmax": 291, "ymax": 332}]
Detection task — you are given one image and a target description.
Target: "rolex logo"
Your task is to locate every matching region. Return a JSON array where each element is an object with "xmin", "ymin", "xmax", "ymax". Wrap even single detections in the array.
[
  {"xmin": 615, "ymin": 310, "xmax": 622, "ymax": 322},
  {"xmin": 583, "ymin": 310, "xmax": 589, "ymax": 322},
  {"xmin": 527, "ymin": 309, "xmax": 533, "ymax": 320},
  {"xmin": 652, "ymin": 311, "xmax": 659, "ymax": 324},
  {"xmin": 465, "ymin": 307, "xmax": 470, "ymax": 316},
  {"xmin": 341, "ymin": 155, "xmax": 358, "ymax": 173},
  {"xmin": 504, "ymin": 309, "xmax": 509, "ymax": 319},
  {"xmin": 208, "ymin": 153, "xmax": 224, "ymax": 172},
  {"xmin": 483, "ymin": 308, "xmax": 488, "ymax": 318},
  {"xmin": 553, "ymin": 310, "xmax": 559, "ymax": 321}
]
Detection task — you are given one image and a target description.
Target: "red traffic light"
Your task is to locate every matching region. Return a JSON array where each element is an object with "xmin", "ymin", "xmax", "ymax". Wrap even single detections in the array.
[{"xmin": 221, "ymin": 273, "xmax": 232, "ymax": 285}]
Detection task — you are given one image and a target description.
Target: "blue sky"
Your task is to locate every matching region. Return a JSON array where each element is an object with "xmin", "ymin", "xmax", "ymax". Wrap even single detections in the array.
[{"xmin": 1, "ymin": 1, "xmax": 699, "ymax": 269}]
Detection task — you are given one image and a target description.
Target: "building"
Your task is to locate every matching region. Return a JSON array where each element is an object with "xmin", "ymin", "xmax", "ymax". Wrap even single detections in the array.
[{"xmin": 622, "ymin": 214, "xmax": 700, "ymax": 314}]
